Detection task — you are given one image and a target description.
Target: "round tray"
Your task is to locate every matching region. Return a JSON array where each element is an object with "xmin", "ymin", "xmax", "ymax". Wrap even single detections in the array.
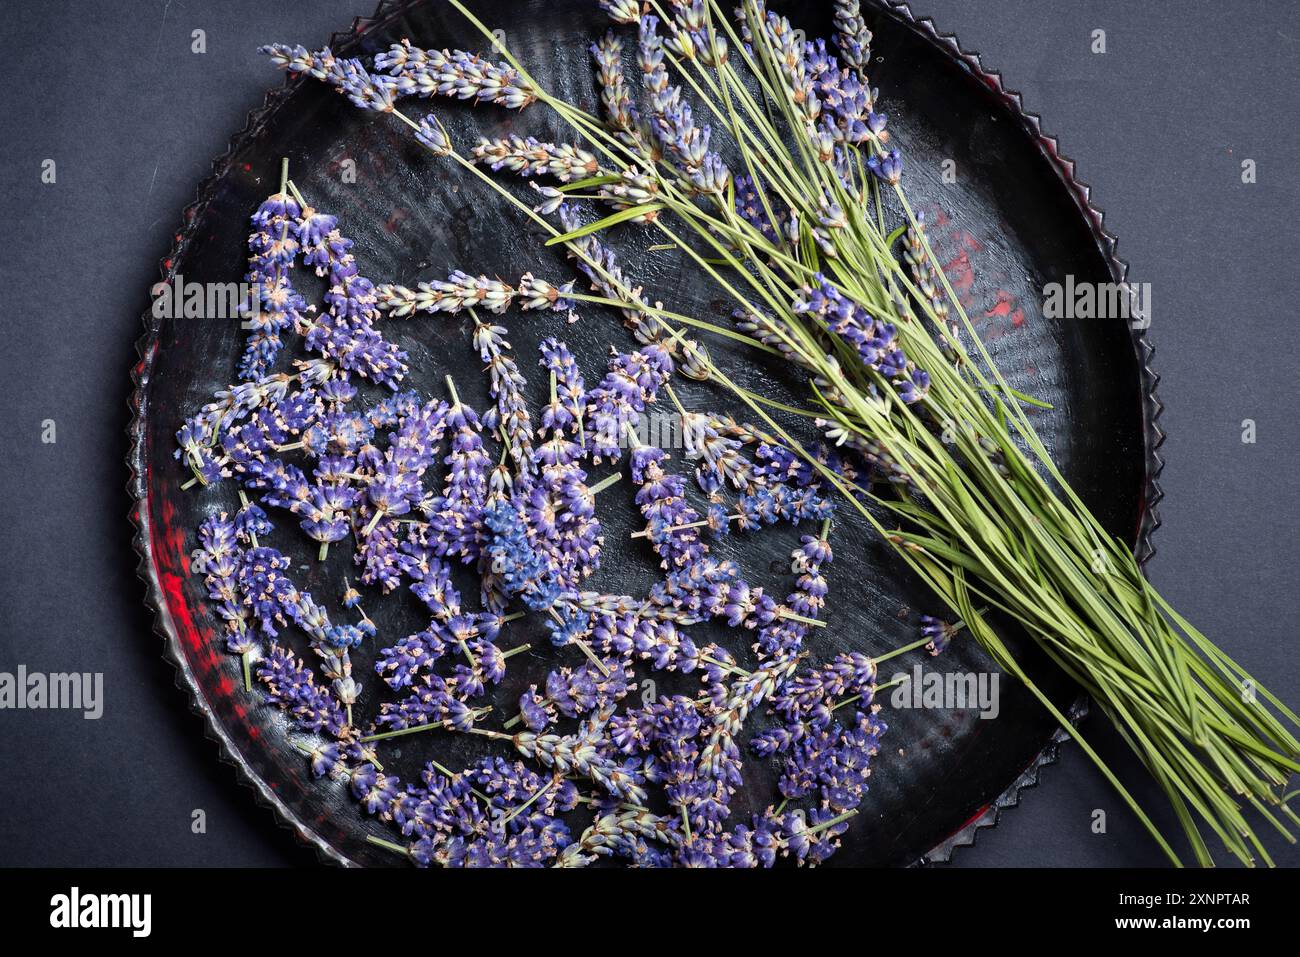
[{"xmin": 129, "ymin": 0, "xmax": 1163, "ymax": 866}]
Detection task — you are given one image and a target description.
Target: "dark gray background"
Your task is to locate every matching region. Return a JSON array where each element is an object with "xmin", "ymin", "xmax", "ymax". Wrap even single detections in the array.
[{"xmin": 0, "ymin": 0, "xmax": 1297, "ymax": 867}]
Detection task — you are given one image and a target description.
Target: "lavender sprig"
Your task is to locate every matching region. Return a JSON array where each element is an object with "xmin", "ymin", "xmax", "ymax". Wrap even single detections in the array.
[{"xmin": 373, "ymin": 38, "xmax": 538, "ymax": 109}]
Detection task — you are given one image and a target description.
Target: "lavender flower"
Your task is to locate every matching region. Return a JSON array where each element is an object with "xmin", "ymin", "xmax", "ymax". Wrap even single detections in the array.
[
  {"xmin": 373, "ymin": 39, "xmax": 538, "ymax": 109},
  {"xmin": 538, "ymin": 338, "xmax": 586, "ymax": 439},
  {"xmin": 591, "ymin": 31, "xmax": 644, "ymax": 147},
  {"xmin": 470, "ymin": 756, "xmax": 579, "ymax": 824},
  {"xmin": 584, "ymin": 344, "xmax": 674, "ymax": 462},
  {"xmin": 633, "ymin": 446, "xmax": 706, "ymax": 570},
  {"xmin": 471, "ymin": 135, "xmax": 599, "ymax": 182},
  {"xmin": 196, "ymin": 514, "xmax": 258, "ymax": 669},
  {"xmin": 256, "ymin": 643, "xmax": 346, "ymax": 737},
  {"xmin": 598, "ymin": 0, "xmax": 642, "ymax": 24},
  {"xmin": 921, "ymin": 615, "xmax": 960, "ymax": 656},
  {"xmin": 427, "ymin": 390, "xmax": 491, "ymax": 563},
  {"xmin": 291, "ymin": 197, "xmax": 409, "ymax": 388},
  {"xmin": 867, "ymin": 147, "xmax": 903, "ymax": 185},
  {"xmin": 414, "ymin": 114, "xmax": 453, "ymax": 155},
  {"xmin": 795, "ymin": 275, "xmax": 930, "ymax": 404},
  {"xmin": 483, "ymin": 499, "xmax": 560, "ymax": 611},
  {"xmin": 556, "ymin": 809, "xmax": 680, "ymax": 867},
  {"xmin": 259, "ymin": 45, "xmax": 399, "ymax": 113},
  {"xmin": 518, "ymin": 685, "xmax": 555, "ymax": 732},
  {"xmin": 554, "ymin": 204, "xmax": 709, "ymax": 379},
  {"xmin": 239, "ymin": 190, "xmax": 305, "ymax": 379},
  {"xmin": 473, "ymin": 318, "xmax": 535, "ymax": 484},
  {"xmin": 832, "ymin": 0, "xmax": 873, "ymax": 71},
  {"xmin": 637, "ymin": 15, "xmax": 730, "ymax": 191},
  {"xmin": 478, "ymin": 708, "xmax": 647, "ymax": 804},
  {"xmin": 375, "ymin": 672, "xmax": 482, "ymax": 733},
  {"xmin": 237, "ymin": 546, "xmax": 299, "ymax": 636}
]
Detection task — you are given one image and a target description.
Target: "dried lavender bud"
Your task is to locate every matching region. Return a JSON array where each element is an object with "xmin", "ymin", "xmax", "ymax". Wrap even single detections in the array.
[
  {"xmin": 482, "ymin": 499, "xmax": 560, "ymax": 611},
  {"xmin": 591, "ymin": 31, "xmax": 644, "ymax": 148},
  {"xmin": 633, "ymin": 446, "xmax": 706, "ymax": 571},
  {"xmin": 373, "ymin": 39, "xmax": 537, "ymax": 110},
  {"xmin": 260, "ymin": 44, "xmax": 399, "ymax": 113},
  {"xmin": 795, "ymin": 275, "xmax": 929, "ymax": 404},
  {"xmin": 832, "ymin": 0, "xmax": 873, "ymax": 71},
  {"xmin": 256, "ymin": 643, "xmax": 346, "ymax": 737},
  {"xmin": 428, "ymin": 392, "xmax": 491, "ymax": 563},
  {"xmin": 473, "ymin": 319, "xmax": 535, "ymax": 483},
  {"xmin": 239, "ymin": 191, "xmax": 306, "ymax": 378},
  {"xmin": 584, "ymin": 344, "xmax": 673, "ymax": 463},
  {"xmin": 478, "ymin": 708, "xmax": 647, "ymax": 804},
  {"xmin": 196, "ymin": 514, "xmax": 258, "ymax": 666},
  {"xmin": 414, "ymin": 114, "xmax": 452, "ymax": 155},
  {"xmin": 471, "ymin": 135, "xmax": 600, "ymax": 183},
  {"xmin": 598, "ymin": 0, "xmax": 642, "ymax": 25},
  {"xmin": 518, "ymin": 685, "xmax": 555, "ymax": 732},
  {"xmin": 516, "ymin": 273, "xmax": 576, "ymax": 314},
  {"xmin": 921, "ymin": 615, "xmax": 960, "ymax": 656},
  {"xmin": 867, "ymin": 148, "xmax": 903, "ymax": 185},
  {"xmin": 637, "ymin": 15, "xmax": 730, "ymax": 189},
  {"xmin": 538, "ymin": 338, "xmax": 586, "ymax": 439}
]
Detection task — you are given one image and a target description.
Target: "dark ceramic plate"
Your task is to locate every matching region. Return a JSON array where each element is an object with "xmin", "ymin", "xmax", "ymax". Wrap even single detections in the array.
[{"xmin": 129, "ymin": 0, "xmax": 1163, "ymax": 866}]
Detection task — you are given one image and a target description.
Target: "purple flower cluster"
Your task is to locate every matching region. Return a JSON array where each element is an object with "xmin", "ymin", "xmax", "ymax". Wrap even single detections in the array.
[
  {"xmin": 471, "ymin": 135, "xmax": 600, "ymax": 183},
  {"xmin": 598, "ymin": 0, "xmax": 642, "ymax": 26},
  {"xmin": 673, "ymin": 413, "xmax": 834, "ymax": 538},
  {"xmin": 732, "ymin": 0, "xmax": 898, "ymax": 212},
  {"xmin": 921, "ymin": 614, "xmax": 959, "ymax": 656},
  {"xmin": 474, "ymin": 320, "xmax": 535, "ymax": 483},
  {"xmin": 833, "ymin": 0, "xmax": 874, "ymax": 71},
  {"xmin": 425, "ymin": 392, "xmax": 490, "ymax": 565},
  {"xmin": 173, "ymin": 188, "xmax": 409, "ymax": 519},
  {"xmin": 354, "ymin": 397, "xmax": 448, "ymax": 589},
  {"xmin": 259, "ymin": 44, "xmax": 400, "ymax": 113},
  {"xmin": 373, "ymin": 39, "xmax": 538, "ymax": 110},
  {"xmin": 805, "ymin": 38, "xmax": 887, "ymax": 151},
  {"xmin": 262, "ymin": 41, "xmax": 537, "ymax": 112},
  {"xmin": 301, "ymin": 202, "xmax": 408, "ymax": 388},
  {"xmin": 180, "ymin": 148, "xmax": 908, "ymax": 867},
  {"xmin": 257, "ymin": 643, "xmax": 347, "ymax": 737},
  {"xmin": 196, "ymin": 513, "xmax": 257, "ymax": 659},
  {"xmin": 374, "ymin": 271, "xmax": 575, "ymax": 321},
  {"xmin": 584, "ymin": 343, "xmax": 674, "ymax": 462},
  {"xmin": 755, "ymin": 651, "xmax": 888, "ymax": 816},
  {"xmin": 355, "ymin": 754, "xmax": 576, "ymax": 868},
  {"xmin": 636, "ymin": 15, "xmax": 730, "ymax": 195},
  {"xmin": 633, "ymin": 446, "xmax": 706, "ymax": 570},
  {"xmin": 753, "ymin": 532, "xmax": 836, "ymax": 660},
  {"xmin": 539, "ymin": 338, "xmax": 585, "ymax": 439},
  {"xmin": 484, "ymin": 499, "xmax": 562, "ymax": 612},
  {"xmin": 591, "ymin": 31, "xmax": 644, "ymax": 149},
  {"xmin": 239, "ymin": 190, "xmax": 306, "ymax": 378},
  {"xmin": 795, "ymin": 274, "xmax": 931, "ymax": 405},
  {"xmin": 733, "ymin": 173, "xmax": 786, "ymax": 247}
]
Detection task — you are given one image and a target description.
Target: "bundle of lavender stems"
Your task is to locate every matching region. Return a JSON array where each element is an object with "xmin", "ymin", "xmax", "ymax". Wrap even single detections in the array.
[{"xmin": 254, "ymin": 0, "xmax": 1299, "ymax": 866}]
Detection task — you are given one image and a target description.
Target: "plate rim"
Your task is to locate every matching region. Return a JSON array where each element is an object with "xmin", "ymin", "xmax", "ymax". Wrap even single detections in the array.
[{"xmin": 126, "ymin": 0, "xmax": 1165, "ymax": 868}]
